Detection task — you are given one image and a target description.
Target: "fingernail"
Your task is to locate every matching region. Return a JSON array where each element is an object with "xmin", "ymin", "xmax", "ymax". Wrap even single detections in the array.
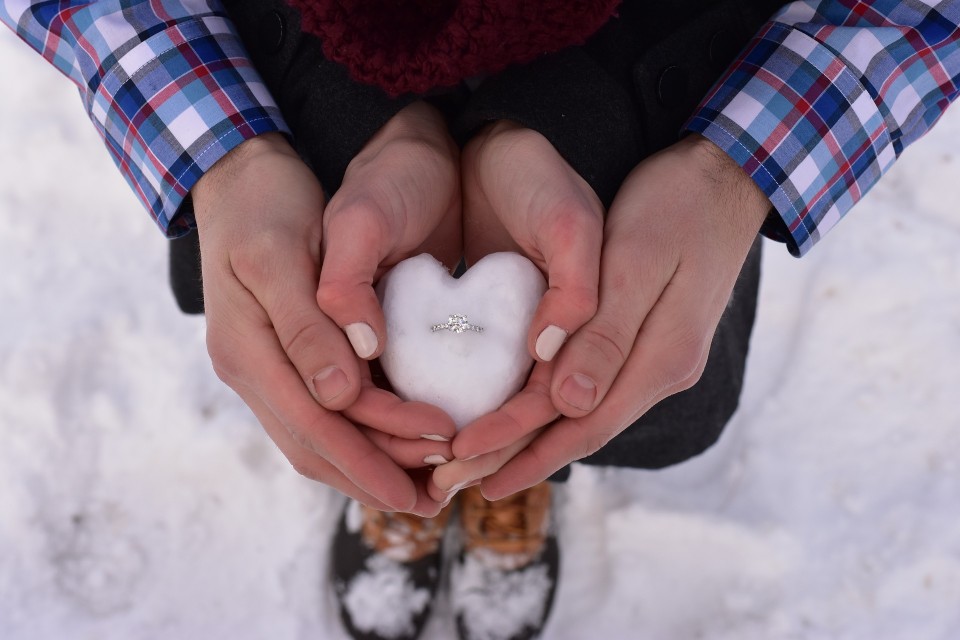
[
  {"xmin": 313, "ymin": 366, "xmax": 348, "ymax": 402},
  {"xmin": 423, "ymin": 454, "xmax": 450, "ymax": 466},
  {"xmin": 446, "ymin": 480, "xmax": 470, "ymax": 496},
  {"xmin": 421, "ymin": 434, "xmax": 451, "ymax": 442},
  {"xmin": 443, "ymin": 481, "xmax": 478, "ymax": 505},
  {"xmin": 535, "ymin": 325, "xmax": 568, "ymax": 361},
  {"xmin": 559, "ymin": 373, "xmax": 598, "ymax": 411},
  {"xmin": 344, "ymin": 323, "xmax": 378, "ymax": 359}
]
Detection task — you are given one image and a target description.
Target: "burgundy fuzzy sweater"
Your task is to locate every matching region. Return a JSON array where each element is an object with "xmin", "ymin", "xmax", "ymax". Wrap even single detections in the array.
[{"xmin": 286, "ymin": 0, "xmax": 622, "ymax": 96}]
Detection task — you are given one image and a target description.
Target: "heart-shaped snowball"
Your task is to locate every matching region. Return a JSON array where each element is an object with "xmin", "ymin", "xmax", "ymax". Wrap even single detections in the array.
[{"xmin": 378, "ymin": 252, "xmax": 547, "ymax": 428}]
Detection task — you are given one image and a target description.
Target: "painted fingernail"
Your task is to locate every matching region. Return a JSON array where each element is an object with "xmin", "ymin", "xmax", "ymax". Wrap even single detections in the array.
[
  {"xmin": 559, "ymin": 373, "xmax": 598, "ymax": 411},
  {"xmin": 420, "ymin": 434, "xmax": 451, "ymax": 442},
  {"xmin": 445, "ymin": 480, "xmax": 470, "ymax": 498},
  {"xmin": 423, "ymin": 454, "xmax": 450, "ymax": 466},
  {"xmin": 313, "ymin": 366, "xmax": 348, "ymax": 403},
  {"xmin": 535, "ymin": 325, "xmax": 568, "ymax": 361},
  {"xmin": 344, "ymin": 322, "xmax": 378, "ymax": 359},
  {"xmin": 442, "ymin": 480, "xmax": 478, "ymax": 506}
]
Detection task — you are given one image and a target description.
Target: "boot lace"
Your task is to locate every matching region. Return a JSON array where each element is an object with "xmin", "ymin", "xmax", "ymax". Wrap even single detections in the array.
[{"xmin": 461, "ymin": 482, "xmax": 551, "ymax": 569}]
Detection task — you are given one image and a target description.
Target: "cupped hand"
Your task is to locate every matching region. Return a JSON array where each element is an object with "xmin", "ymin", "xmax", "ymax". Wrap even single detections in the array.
[
  {"xmin": 461, "ymin": 120, "xmax": 603, "ymax": 363},
  {"xmin": 317, "ymin": 100, "xmax": 462, "ymax": 361},
  {"xmin": 193, "ymin": 127, "xmax": 455, "ymax": 516},
  {"xmin": 438, "ymin": 134, "xmax": 771, "ymax": 501},
  {"xmin": 428, "ymin": 122, "xmax": 604, "ymax": 501}
]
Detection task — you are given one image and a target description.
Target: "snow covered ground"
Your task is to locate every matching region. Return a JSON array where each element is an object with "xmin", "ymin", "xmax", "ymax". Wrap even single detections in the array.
[{"xmin": 2, "ymin": 29, "xmax": 959, "ymax": 640}]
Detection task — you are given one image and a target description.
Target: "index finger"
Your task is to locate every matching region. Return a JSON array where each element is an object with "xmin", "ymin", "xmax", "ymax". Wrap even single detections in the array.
[
  {"xmin": 258, "ymin": 359, "xmax": 421, "ymax": 512},
  {"xmin": 244, "ymin": 323, "xmax": 421, "ymax": 512},
  {"xmin": 479, "ymin": 274, "xmax": 716, "ymax": 500},
  {"xmin": 528, "ymin": 200, "xmax": 603, "ymax": 363},
  {"xmin": 342, "ymin": 361, "xmax": 458, "ymax": 441},
  {"xmin": 451, "ymin": 362, "xmax": 559, "ymax": 460}
]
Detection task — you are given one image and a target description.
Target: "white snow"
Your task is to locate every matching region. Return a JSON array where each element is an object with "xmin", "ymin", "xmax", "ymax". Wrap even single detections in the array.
[
  {"xmin": 341, "ymin": 554, "xmax": 431, "ymax": 639},
  {"xmin": 378, "ymin": 252, "xmax": 546, "ymax": 429},
  {"xmin": 2, "ymin": 28, "xmax": 960, "ymax": 640},
  {"xmin": 451, "ymin": 552, "xmax": 553, "ymax": 640}
]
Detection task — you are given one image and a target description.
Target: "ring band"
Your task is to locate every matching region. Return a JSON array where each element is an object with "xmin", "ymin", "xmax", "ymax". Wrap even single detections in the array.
[{"xmin": 431, "ymin": 313, "xmax": 484, "ymax": 334}]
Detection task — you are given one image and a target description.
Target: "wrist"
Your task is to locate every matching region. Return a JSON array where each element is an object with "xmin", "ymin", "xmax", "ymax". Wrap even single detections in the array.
[
  {"xmin": 192, "ymin": 132, "xmax": 295, "ymax": 212},
  {"xmin": 678, "ymin": 133, "xmax": 771, "ymax": 234}
]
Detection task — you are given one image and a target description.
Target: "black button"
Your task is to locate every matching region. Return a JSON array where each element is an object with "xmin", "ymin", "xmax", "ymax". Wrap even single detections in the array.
[
  {"xmin": 657, "ymin": 65, "xmax": 688, "ymax": 108},
  {"xmin": 259, "ymin": 10, "xmax": 285, "ymax": 54},
  {"xmin": 709, "ymin": 30, "xmax": 739, "ymax": 68}
]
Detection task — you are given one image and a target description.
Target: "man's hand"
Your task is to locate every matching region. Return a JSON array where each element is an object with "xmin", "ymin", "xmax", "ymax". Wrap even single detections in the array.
[
  {"xmin": 439, "ymin": 134, "xmax": 771, "ymax": 501},
  {"xmin": 192, "ymin": 123, "xmax": 456, "ymax": 516}
]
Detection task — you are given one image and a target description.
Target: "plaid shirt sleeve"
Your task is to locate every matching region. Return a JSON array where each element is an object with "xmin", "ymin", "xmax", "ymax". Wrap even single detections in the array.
[
  {"xmin": 0, "ymin": 0, "xmax": 289, "ymax": 237},
  {"xmin": 685, "ymin": 0, "xmax": 960, "ymax": 256}
]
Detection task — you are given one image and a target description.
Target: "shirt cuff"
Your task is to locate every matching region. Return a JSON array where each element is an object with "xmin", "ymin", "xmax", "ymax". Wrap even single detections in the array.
[
  {"xmin": 92, "ymin": 15, "xmax": 289, "ymax": 237},
  {"xmin": 684, "ymin": 22, "xmax": 895, "ymax": 257}
]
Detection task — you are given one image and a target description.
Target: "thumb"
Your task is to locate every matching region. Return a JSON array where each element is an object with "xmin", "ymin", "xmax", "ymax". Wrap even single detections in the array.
[
  {"xmin": 317, "ymin": 197, "xmax": 389, "ymax": 360},
  {"xmin": 466, "ymin": 124, "xmax": 604, "ymax": 363},
  {"xmin": 527, "ymin": 201, "xmax": 603, "ymax": 363}
]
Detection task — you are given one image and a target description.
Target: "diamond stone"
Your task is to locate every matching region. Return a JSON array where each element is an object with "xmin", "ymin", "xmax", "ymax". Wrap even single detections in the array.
[{"xmin": 448, "ymin": 314, "xmax": 469, "ymax": 334}]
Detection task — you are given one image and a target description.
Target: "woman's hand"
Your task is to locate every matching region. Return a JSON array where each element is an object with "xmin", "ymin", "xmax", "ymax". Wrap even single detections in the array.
[
  {"xmin": 461, "ymin": 120, "xmax": 604, "ymax": 362},
  {"xmin": 317, "ymin": 100, "xmax": 462, "ymax": 360},
  {"xmin": 428, "ymin": 121, "xmax": 604, "ymax": 502}
]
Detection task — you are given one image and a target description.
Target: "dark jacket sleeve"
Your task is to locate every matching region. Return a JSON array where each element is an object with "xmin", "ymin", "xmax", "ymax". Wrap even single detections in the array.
[{"xmin": 225, "ymin": 0, "xmax": 415, "ymax": 193}]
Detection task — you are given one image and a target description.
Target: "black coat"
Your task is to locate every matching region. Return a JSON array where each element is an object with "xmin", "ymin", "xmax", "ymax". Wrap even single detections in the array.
[{"xmin": 171, "ymin": 0, "xmax": 791, "ymax": 471}]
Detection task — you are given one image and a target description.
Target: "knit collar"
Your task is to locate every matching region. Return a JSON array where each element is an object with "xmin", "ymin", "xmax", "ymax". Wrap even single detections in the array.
[{"xmin": 288, "ymin": 0, "xmax": 622, "ymax": 96}]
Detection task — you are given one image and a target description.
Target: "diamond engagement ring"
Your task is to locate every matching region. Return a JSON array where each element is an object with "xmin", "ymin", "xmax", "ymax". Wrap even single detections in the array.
[{"xmin": 431, "ymin": 313, "xmax": 484, "ymax": 334}]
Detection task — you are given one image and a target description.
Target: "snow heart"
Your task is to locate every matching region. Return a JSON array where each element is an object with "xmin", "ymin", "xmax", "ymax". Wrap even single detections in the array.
[{"xmin": 377, "ymin": 253, "xmax": 547, "ymax": 428}]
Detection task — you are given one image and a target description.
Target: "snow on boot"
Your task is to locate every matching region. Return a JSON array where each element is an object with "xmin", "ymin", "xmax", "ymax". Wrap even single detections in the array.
[
  {"xmin": 332, "ymin": 499, "xmax": 453, "ymax": 640},
  {"xmin": 452, "ymin": 482, "xmax": 559, "ymax": 640}
]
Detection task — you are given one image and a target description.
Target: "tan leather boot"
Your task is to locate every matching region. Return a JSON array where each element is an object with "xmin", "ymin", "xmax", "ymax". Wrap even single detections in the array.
[
  {"xmin": 332, "ymin": 500, "xmax": 455, "ymax": 640},
  {"xmin": 453, "ymin": 482, "xmax": 560, "ymax": 640}
]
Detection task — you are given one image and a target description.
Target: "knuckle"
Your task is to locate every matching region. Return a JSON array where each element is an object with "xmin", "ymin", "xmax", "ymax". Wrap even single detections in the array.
[
  {"xmin": 289, "ymin": 456, "xmax": 326, "ymax": 483},
  {"xmin": 549, "ymin": 206, "xmax": 600, "ymax": 248},
  {"xmin": 206, "ymin": 333, "xmax": 241, "ymax": 384},
  {"xmin": 678, "ymin": 357, "xmax": 708, "ymax": 392},
  {"xmin": 479, "ymin": 126, "xmax": 548, "ymax": 166},
  {"xmin": 287, "ymin": 425, "xmax": 314, "ymax": 452},
  {"xmin": 325, "ymin": 193, "xmax": 379, "ymax": 226},
  {"xmin": 209, "ymin": 360, "xmax": 233, "ymax": 385},
  {"xmin": 578, "ymin": 320, "xmax": 633, "ymax": 365},
  {"xmin": 563, "ymin": 285, "xmax": 599, "ymax": 322},
  {"xmin": 390, "ymin": 137, "xmax": 451, "ymax": 169},
  {"xmin": 277, "ymin": 315, "xmax": 323, "ymax": 359},
  {"xmin": 315, "ymin": 278, "xmax": 353, "ymax": 312},
  {"xmin": 230, "ymin": 231, "xmax": 285, "ymax": 284},
  {"xmin": 659, "ymin": 326, "xmax": 709, "ymax": 387},
  {"xmin": 325, "ymin": 192, "xmax": 396, "ymax": 244},
  {"xmin": 577, "ymin": 430, "xmax": 616, "ymax": 461}
]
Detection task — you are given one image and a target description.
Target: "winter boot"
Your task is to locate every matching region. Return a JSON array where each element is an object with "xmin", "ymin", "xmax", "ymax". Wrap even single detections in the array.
[
  {"xmin": 452, "ymin": 482, "xmax": 560, "ymax": 640},
  {"xmin": 332, "ymin": 500, "xmax": 453, "ymax": 640}
]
